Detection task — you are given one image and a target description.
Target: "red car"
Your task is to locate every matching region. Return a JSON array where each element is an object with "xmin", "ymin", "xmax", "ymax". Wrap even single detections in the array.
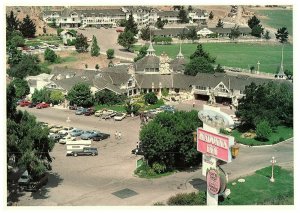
[
  {"xmin": 116, "ymin": 28, "xmax": 124, "ymax": 33},
  {"xmin": 19, "ymin": 100, "xmax": 31, "ymax": 107},
  {"xmin": 36, "ymin": 102, "xmax": 50, "ymax": 109}
]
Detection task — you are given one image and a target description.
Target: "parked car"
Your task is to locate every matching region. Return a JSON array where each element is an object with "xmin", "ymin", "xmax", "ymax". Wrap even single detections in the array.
[
  {"xmin": 70, "ymin": 129, "xmax": 84, "ymax": 137},
  {"xmin": 48, "ymin": 133, "xmax": 63, "ymax": 142},
  {"xmin": 49, "ymin": 125, "xmax": 64, "ymax": 133},
  {"xmin": 36, "ymin": 102, "xmax": 50, "ymax": 109},
  {"xmin": 160, "ymin": 105, "xmax": 175, "ymax": 113},
  {"xmin": 59, "ymin": 135, "xmax": 76, "ymax": 144},
  {"xmin": 116, "ymin": 28, "xmax": 124, "ymax": 33},
  {"xmin": 75, "ymin": 107, "xmax": 88, "ymax": 115},
  {"xmin": 18, "ymin": 170, "xmax": 48, "ymax": 192},
  {"xmin": 71, "ymin": 147, "xmax": 98, "ymax": 157},
  {"xmin": 114, "ymin": 113, "xmax": 126, "ymax": 121},
  {"xmin": 69, "ymin": 105, "xmax": 78, "ymax": 110},
  {"xmin": 84, "ymin": 108, "xmax": 95, "ymax": 116},
  {"xmin": 92, "ymin": 132, "xmax": 110, "ymax": 141},
  {"xmin": 28, "ymin": 102, "xmax": 38, "ymax": 108},
  {"xmin": 18, "ymin": 170, "xmax": 31, "ymax": 187},
  {"xmin": 94, "ymin": 109, "xmax": 104, "ymax": 117},
  {"xmin": 58, "ymin": 126, "xmax": 74, "ymax": 136},
  {"xmin": 19, "ymin": 100, "xmax": 31, "ymax": 107},
  {"xmin": 80, "ymin": 131, "xmax": 99, "ymax": 140},
  {"xmin": 102, "ymin": 111, "xmax": 116, "ymax": 120}
]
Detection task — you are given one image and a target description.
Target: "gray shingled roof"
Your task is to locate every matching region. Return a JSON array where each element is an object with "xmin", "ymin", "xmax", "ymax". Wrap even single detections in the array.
[
  {"xmin": 53, "ymin": 76, "xmax": 94, "ymax": 91},
  {"xmin": 75, "ymin": 9, "xmax": 125, "ymax": 16},
  {"xmin": 135, "ymin": 74, "xmax": 172, "ymax": 88},
  {"xmin": 173, "ymin": 74, "xmax": 195, "ymax": 89},
  {"xmin": 134, "ymin": 56, "xmax": 160, "ymax": 71},
  {"xmin": 170, "ymin": 58, "xmax": 186, "ymax": 73},
  {"xmin": 209, "ymin": 27, "xmax": 251, "ymax": 34},
  {"xmin": 153, "ymin": 27, "xmax": 189, "ymax": 36},
  {"xmin": 93, "ymin": 78, "xmax": 125, "ymax": 94},
  {"xmin": 157, "ymin": 11, "xmax": 179, "ymax": 17}
]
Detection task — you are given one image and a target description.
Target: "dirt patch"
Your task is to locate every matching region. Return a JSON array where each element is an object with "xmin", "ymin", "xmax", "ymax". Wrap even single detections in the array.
[{"xmin": 241, "ymin": 132, "xmax": 256, "ymax": 139}]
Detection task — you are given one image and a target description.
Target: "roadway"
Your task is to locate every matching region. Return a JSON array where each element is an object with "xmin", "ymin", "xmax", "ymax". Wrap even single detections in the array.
[{"xmin": 14, "ymin": 105, "xmax": 293, "ymax": 206}]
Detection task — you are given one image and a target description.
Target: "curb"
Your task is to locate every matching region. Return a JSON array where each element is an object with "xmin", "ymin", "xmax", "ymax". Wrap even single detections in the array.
[{"xmin": 238, "ymin": 137, "xmax": 293, "ymax": 148}]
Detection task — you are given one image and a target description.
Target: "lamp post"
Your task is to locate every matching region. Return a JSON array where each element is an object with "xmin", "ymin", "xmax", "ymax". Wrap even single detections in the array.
[
  {"xmin": 270, "ymin": 156, "xmax": 276, "ymax": 182},
  {"xmin": 257, "ymin": 61, "xmax": 260, "ymax": 74}
]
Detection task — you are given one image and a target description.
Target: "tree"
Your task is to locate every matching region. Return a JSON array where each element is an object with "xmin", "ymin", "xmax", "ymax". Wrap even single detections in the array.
[
  {"xmin": 44, "ymin": 47, "xmax": 58, "ymax": 63},
  {"xmin": 125, "ymin": 13, "xmax": 138, "ymax": 35},
  {"xmin": 7, "ymin": 45, "xmax": 23, "ymax": 66},
  {"xmin": 108, "ymin": 60, "xmax": 114, "ymax": 67},
  {"xmin": 275, "ymin": 27, "xmax": 289, "ymax": 43},
  {"xmin": 236, "ymin": 82, "xmax": 293, "ymax": 129},
  {"xmin": 248, "ymin": 15, "xmax": 261, "ymax": 29},
  {"xmin": 184, "ymin": 57, "xmax": 215, "ymax": 76},
  {"xmin": 284, "ymin": 69, "xmax": 293, "ymax": 80},
  {"xmin": 188, "ymin": 5, "xmax": 193, "ymax": 12},
  {"xmin": 19, "ymin": 15, "xmax": 36, "ymax": 38},
  {"xmin": 31, "ymin": 88, "xmax": 51, "ymax": 103},
  {"xmin": 264, "ymin": 30, "xmax": 271, "ymax": 40},
  {"xmin": 95, "ymin": 89, "xmax": 126, "ymax": 105},
  {"xmin": 117, "ymin": 30, "xmax": 137, "ymax": 51},
  {"xmin": 50, "ymin": 90, "xmax": 64, "ymax": 104},
  {"xmin": 155, "ymin": 18, "xmax": 167, "ymax": 29},
  {"xmin": 144, "ymin": 92, "xmax": 158, "ymax": 105},
  {"xmin": 66, "ymin": 83, "xmax": 94, "ymax": 107},
  {"xmin": 140, "ymin": 111, "xmax": 202, "ymax": 168},
  {"xmin": 140, "ymin": 26, "xmax": 150, "ymax": 41},
  {"xmin": 162, "ymin": 88, "xmax": 169, "ymax": 97},
  {"xmin": 173, "ymin": 6, "xmax": 184, "ymax": 11},
  {"xmin": 10, "ymin": 34, "xmax": 25, "ymax": 47},
  {"xmin": 7, "ymin": 83, "xmax": 17, "ymax": 119},
  {"xmin": 106, "ymin": 49, "xmax": 114, "ymax": 59},
  {"xmin": 11, "ymin": 78, "xmax": 30, "ymax": 99},
  {"xmin": 209, "ymin": 11, "xmax": 214, "ymax": 20},
  {"xmin": 75, "ymin": 33, "xmax": 89, "ymax": 53},
  {"xmin": 187, "ymin": 27, "xmax": 198, "ymax": 42},
  {"xmin": 124, "ymin": 102, "xmax": 140, "ymax": 115},
  {"xmin": 251, "ymin": 24, "xmax": 264, "ymax": 37},
  {"xmin": 178, "ymin": 9, "xmax": 189, "ymax": 23},
  {"xmin": 91, "ymin": 35, "xmax": 100, "ymax": 56},
  {"xmin": 255, "ymin": 120, "xmax": 272, "ymax": 141},
  {"xmin": 215, "ymin": 64, "xmax": 225, "ymax": 73},
  {"xmin": 190, "ymin": 44, "xmax": 216, "ymax": 63},
  {"xmin": 95, "ymin": 64, "xmax": 99, "ymax": 70},
  {"xmin": 216, "ymin": 19, "xmax": 224, "ymax": 28},
  {"xmin": 7, "ymin": 82, "xmax": 54, "ymax": 179},
  {"xmin": 57, "ymin": 28, "xmax": 63, "ymax": 36},
  {"xmin": 6, "ymin": 11, "xmax": 19, "ymax": 36},
  {"xmin": 229, "ymin": 25, "xmax": 241, "ymax": 40},
  {"xmin": 8, "ymin": 54, "xmax": 41, "ymax": 79},
  {"xmin": 134, "ymin": 45, "xmax": 148, "ymax": 62},
  {"xmin": 118, "ymin": 19, "xmax": 127, "ymax": 27}
]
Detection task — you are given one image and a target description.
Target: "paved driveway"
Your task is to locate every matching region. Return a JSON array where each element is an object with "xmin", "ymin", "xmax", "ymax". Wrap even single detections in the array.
[
  {"xmin": 78, "ymin": 28, "xmax": 136, "ymax": 61},
  {"xmin": 14, "ymin": 106, "xmax": 293, "ymax": 206}
]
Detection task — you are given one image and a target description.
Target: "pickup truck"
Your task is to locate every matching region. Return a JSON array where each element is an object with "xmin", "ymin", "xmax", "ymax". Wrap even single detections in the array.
[
  {"xmin": 18, "ymin": 170, "xmax": 48, "ymax": 192},
  {"xmin": 71, "ymin": 147, "xmax": 98, "ymax": 157}
]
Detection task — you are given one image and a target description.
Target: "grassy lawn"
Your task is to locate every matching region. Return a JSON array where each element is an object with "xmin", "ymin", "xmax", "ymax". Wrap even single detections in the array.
[
  {"xmin": 134, "ymin": 43, "xmax": 293, "ymax": 74},
  {"xmin": 229, "ymin": 126, "xmax": 293, "ymax": 146},
  {"xmin": 134, "ymin": 161, "xmax": 175, "ymax": 179},
  {"xmin": 255, "ymin": 9, "xmax": 293, "ymax": 35},
  {"xmin": 94, "ymin": 104, "xmax": 126, "ymax": 112},
  {"xmin": 220, "ymin": 165, "xmax": 294, "ymax": 205}
]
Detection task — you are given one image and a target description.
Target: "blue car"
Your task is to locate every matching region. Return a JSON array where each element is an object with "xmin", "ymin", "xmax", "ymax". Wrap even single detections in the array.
[
  {"xmin": 160, "ymin": 105, "xmax": 175, "ymax": 113},
  {"xmin": 75, "ymin": 108, "xmax": 88, "ymax": 115},
  {"xmin": 80, "ymin": 131, "xmax": 99, "ymax": 140},
  {"xmin": 70, "ymin": 129, "xmax": 84, "ymax": 137}
]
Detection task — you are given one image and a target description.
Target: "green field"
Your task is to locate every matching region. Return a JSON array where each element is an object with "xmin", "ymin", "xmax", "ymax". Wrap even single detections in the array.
[
  {"xmin": 221, "ymin": 166, "xmax": 294, "ymax": 205},
  {"xmin": 134, "ymin": 43, "xmax": 293, "ymax": 74},
  {"xmin": 230, "ymin": 126, "xmax": 293, "ymax": 146},
  {"xmin": 255, "ymin": 9, "xmax": 293, "ymax": 35}
]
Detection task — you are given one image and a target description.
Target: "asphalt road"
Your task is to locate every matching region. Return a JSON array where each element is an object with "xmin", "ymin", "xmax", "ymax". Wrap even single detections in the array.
[{"xmin": 14, "ymin": 105, "xmax": 293, "ymax": 206}]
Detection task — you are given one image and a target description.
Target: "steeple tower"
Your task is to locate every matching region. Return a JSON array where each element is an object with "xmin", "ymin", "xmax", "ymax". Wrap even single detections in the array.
[
  {"xmin": 176, "ymin": 41, "xmax": 184, "ymax": 59},
  {"xmin": 146, "ymin": 27, "xmax": 156, "ymax": 56},
  {"xmin": 276, "ymin": 45, "xmax": 286, "ymax": 79}
]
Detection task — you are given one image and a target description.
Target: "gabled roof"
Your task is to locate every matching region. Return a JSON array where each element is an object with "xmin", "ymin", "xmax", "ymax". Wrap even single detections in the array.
[
  {"xmin": 157, "ymin": 10, "xmax": 179, "ymax": 17},
  {"xmin": 169, "ymin": 58, "xmax": 186, "ymax": 73},
  {"xmin": 153, "ymin": 27, "xmax": 189, "ymax": 36},
  {"xmin": 135, "ymin": 74, "xmax": 173, "ymax": 88},
  {"xmin": 134, "ymin": 55, "xmax": 160, "ymax": 71}
]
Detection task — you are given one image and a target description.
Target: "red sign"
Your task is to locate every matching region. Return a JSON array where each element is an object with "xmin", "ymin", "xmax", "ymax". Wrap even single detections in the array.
[
  {"xmin": 197, "ymin": 128, "xmax": 233, "ymax": 162},
  {"xmin": 207, "ymin": 169, "xmax": 221, "ymax": 195}
]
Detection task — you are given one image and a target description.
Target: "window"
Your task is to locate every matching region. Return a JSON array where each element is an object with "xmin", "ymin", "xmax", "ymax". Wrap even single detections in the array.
[{"xmin": 196, "ymin": 86, "xmax": 206, "ymax": 90}]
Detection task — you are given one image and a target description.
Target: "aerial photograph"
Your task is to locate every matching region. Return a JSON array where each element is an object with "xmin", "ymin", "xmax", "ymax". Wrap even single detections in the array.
[{"xmin": 5, "ymin": 2, "xmax": 294, "ymax": 207}]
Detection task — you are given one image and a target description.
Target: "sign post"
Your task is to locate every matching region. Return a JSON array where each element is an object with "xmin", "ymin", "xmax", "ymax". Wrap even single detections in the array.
[{"xmin": 196, "ymin": 105, "xmax": 235, "ymax": 206}]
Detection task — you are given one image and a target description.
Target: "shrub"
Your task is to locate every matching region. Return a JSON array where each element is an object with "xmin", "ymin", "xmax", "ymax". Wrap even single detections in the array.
[
  {"xmin": 167, "ymin": 192, "xmax": 206, "ymax": 205},
  {"xmin": 44, "ymin": 47, "xmax": 58, "ymax": 63},
  {"xmin": 144, "ymin": 92, "xmax": 158, "ymax": 105},
  {"xmin": 152, "ymin": 162, "xmax": 166, "ymax": 174},
  {"xmin": 162, "ymin": 87, "xmax": 169, "ymax": 97},
  {"xmin": 106, "ymin": 49, "xmax": 115, "ymax": 59},
  {"xmin": 255, "ymin": 120, "xmax": 272, "ymax": 141}
]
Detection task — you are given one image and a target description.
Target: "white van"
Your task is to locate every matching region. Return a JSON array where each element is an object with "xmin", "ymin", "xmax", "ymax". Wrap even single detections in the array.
[{"xmin": 66, "ymin": 140, "xmax": 91, "ymax": 155}]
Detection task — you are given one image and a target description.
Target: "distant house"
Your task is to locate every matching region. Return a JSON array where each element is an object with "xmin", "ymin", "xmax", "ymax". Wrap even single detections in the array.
[
  {"xmin": 60, "ymin": 30, "xmax": 76, "ymax": 45},
  {"xmin": 26, "ymin": 73, "xmax": 54, "ymax": 94}
]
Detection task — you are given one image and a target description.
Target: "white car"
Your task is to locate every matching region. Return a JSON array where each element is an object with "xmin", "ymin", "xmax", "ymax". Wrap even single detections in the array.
[
  {"xmin": 114, "ymin": 113, "xmax": 126, "ymax": 121},
  {"xmin": 59, "ymin": 135, "xmax": 76, "ymax": 144},
  {"xmin": 58, "ymin": 126, "xmax": 74, "ymax": 135},
  {"xmin": 95, "ymin": 110, "xmax": 104, "ymax": 117}
]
